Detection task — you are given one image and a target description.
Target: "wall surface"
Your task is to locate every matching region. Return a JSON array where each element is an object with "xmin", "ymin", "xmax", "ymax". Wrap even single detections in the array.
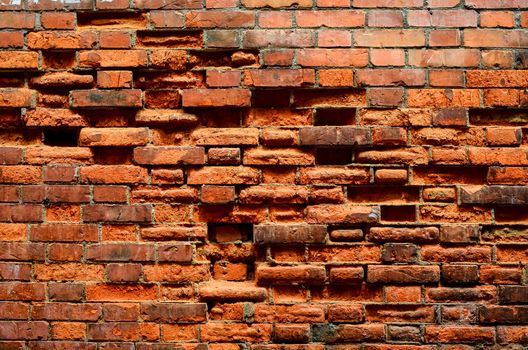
[{"xmin": 0, "ymin": 0, "xmax": 528, "ymax": 348}]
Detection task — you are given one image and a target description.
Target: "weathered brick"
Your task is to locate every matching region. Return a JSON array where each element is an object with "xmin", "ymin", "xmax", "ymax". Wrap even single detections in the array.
[
  {"xmin": 82, "ymin": 205, "xmax": 152, "ymax": 223},
  {"xmin": 367, "ymin": 265, "xmax": 440, "ymax": 283},
  {"xmin": 182, "ymin": 89, "xmax": 251, "ymax": 107},
  {"xmin": 71, "ymin": 90, "xmax": 142, "ymax": 108},
  {"xmin": 79, "ymin": 128, "xmax": 148, "ymax": 147},
  {"xmin": 134, "ymin": 147, "xmax": 205, "ymax": 165},
  {"xmin": 188, "ymin": 166, "xmax": 259, "ymax": 184},
  {"xmin": 254, "ymin": 224, "xmax": 326, "ymax": 244},
  {"xmin": 460, "ymin": 185, "xmax": 528, "ymax": 205},
  {"xmin": 256, "ymin": 265, "xmax": 326, "ymax": 284}
]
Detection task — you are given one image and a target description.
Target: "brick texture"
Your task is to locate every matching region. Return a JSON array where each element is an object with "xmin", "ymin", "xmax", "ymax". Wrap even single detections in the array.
[{"xmin": 0, "ymin": 0, "xmax": 527, "ymax": 348}]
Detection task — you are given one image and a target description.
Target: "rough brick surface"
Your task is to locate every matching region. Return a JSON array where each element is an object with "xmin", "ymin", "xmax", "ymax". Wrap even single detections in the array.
[{"xmin": 0, "ymin": 0, "xmax": 527, "ymax": 348}]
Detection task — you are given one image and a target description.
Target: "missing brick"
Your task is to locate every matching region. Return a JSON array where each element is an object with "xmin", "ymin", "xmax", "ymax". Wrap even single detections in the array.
[
  {"xmin": 315, "ymin": 108, "xmax": 356, "ymax": 126},
  {"xmin": 43, "ymin": 128, "xmax": 79, "ymax": 147},
  {"xmin": 381, "ymin": 205, "xmax": 417, "ymax": 222},
  {"xmin": 208, "ymin": 224, "xmax": 253, "ymax": 243},
  {"xmin": 315, "ymin": 148, "xmax": 352, "ymax": 165}
]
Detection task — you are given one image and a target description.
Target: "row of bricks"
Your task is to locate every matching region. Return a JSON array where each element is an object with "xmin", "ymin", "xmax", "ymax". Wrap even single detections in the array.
[
  {"xmin": 0, "ymin": 30, "xmax": 527, "ymax": 54},
  {"xmin": 6, "ymin": 145, "xmax": 528, "ymax": 166},
  {"xmin": 1, "ymin": 278, "xmax": 527, "ymax": 301},
  {"xmin": 2, "ymin": 87, "xmax": 528, "ymax": 108},
  {"xmin": 0, "ymin": 178, "xmax": 527, "ymax": 205},
  {"xmin": 0, "ymin": 0, "xmax": 526, "ymax": 10},
  {"xmin": 4, "ymin": 69, "xmax": 528, "ymax": 90},
  {"xmin": 0, "ymin": 88, "xmax": 528, "ymax": 109},
  {"xmin": 4, "ymin": 106, "xmax": 527, "ymax": 128},
  {"xmin": 0, "ymin": 222, "xmax": 526, "ymax": 242},
  {"xmin": 2, "ymin": 302, "xmax": 528, "ymax": 326},
  {"xmin": 0, "ymin": 161, "xmax": 528, "ymax": 185},
  {"xmin": 0, "ymin": 126, "xmax": 524, "ymax": 147},
  {"xmin": 1, "ymin": 242, "xmax": 527, "ymax": 264},
  {"xmin": 1, "ymin": 322, "xmax": 528, "ymax": 344},
  {"xmin": 2, "ymin": 252, "xmax": 526, "ymax": 279},
  {"xmin": 0, "ymin": 201, "xmax": 526, "ymax": 223},
  {"xmin": 1, "ymin": 10, "xmax": 527, "ymax": 30},
  {"xmin": 1, "ymin": 48, "xmax": 526, "ymax": 72}
]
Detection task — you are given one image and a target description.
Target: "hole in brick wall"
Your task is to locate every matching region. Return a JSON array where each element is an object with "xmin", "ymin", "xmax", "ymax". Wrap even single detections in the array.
[
  {"xmin": 145, "ymin": 90, "xmax": 182, "ymax": 109},
  {"xmin": 0, "ymin": 73, "xmax": 25, "ymax": 87},
  {"xmin": 208, "ymin": 224, "xmax": 253, "ymax": 243},
  {"xmin": 136, "ymin": 30, "xmax": 203, "ymax": 48},
  {"xmin": 195, "ymin": 109, "xmax": 241, "ymax": 128},
  {"xmin": 189, "ymin": 50, "xmax": 259, "ymax": 68},
  {"xmin": 494, "ymin": 207, "xmax": 528, "ymax": 223},
  {"xmin": 205, "ymin": 301, "xmax": 216, "ymax": 312},
  {"xmin": 93, "ymin": 147, "xmax": 133, "ymax": 164},
  {"xmin": 348, "ymin": 186, "xmax": 420, "ymax": 203},
  {"xmin": 315, "ymin": 108, "xmax": 356, "ymax": 126},
  {"xmin": 469, "ymin": 109, "xmax": 528, "ymax": 126},
  {"xmin": 253, "ymin": 90, "xmax": 291, "ymax": 107},
  {"xmin": 246, "ymin": 261, "xmax": 255, "ymax": 281},
  {"xmin": 381, "ymin": 205, "xmax": 416, "ymax": 222},
  {"xmin": 42, "ymin": 51, "xmax": 76, "ymax": 70},
  {"xmin": 43, "ymin": 129, "xmax": 80, "ymax": 147},
  {"xmin": 0, "ymin": 111, "xmax": 22, "ymax": 127},
  {"xmin": 315, "ymin": 148, "xmax": 352, "ymax": 165},
  {"xmin": 77, "ymin": 11, "xmax": 147, "ymax": 29}
]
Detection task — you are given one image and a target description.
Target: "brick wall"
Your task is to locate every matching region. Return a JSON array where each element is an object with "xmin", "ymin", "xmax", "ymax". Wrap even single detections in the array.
[{"xmin": 1, "ymin": 0, "xmax": 528, "ymax": 348}]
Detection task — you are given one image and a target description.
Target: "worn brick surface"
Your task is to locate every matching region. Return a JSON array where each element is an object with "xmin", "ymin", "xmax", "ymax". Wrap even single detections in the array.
[{"xmin": 0, "ymin": 0, "xmax": 527, "ymax": 348}]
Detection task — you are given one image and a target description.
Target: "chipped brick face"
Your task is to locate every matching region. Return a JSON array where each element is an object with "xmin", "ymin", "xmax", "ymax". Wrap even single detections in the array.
[{"xmin": 1, "ymin": 0, "xmax": 528, "ymax": 349}]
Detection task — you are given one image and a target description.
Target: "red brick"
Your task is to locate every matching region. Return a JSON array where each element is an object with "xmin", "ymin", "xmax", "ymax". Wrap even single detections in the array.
[
  {"xmin": 182, "ymin": 88, "xmax": 251, "ymax": 107},
  {"xmin": 258, "ymin": 12, "xmax": 292, "ymax": 28},
  {"xmin": 429, "ymin": 29, "xmax": 460, "ymax": 46},
  {"xmin": 207, "ymin": 70, "xmax": 241, "ymax": 87},
  {"xmin": 150, "ymin": 10, "xmax": 185, "ymax": 28},
  {"xmin": 243, "ymin": 29, "xmax": 314, "ymax": 48},
  {"xmin": 262, "ymin": 49, "xmax": 294, "ymax": 65},
  {"xmin": 297, "ymin": 48, "xmax": 368, "ymax": 67},
  {"xmin": 70, "ymin": 89, "xmax": 142, "ymax": 108},
  {"xmin": 83, "ymin": 205, "xmax": 152, "ymax": 223},
  {"xmin": 296, "ymin": 10, "xmax": 364, "ymax": 27},
  {"xmin": 0, "ymin": 12, "xmax": 35, "ymax": 29},
  {"xmin": 368, "ymin": 10, "xmax": 403, "ymax": 27},
  {"xmin": 133, "ymin": 147, "xmax": 205, "ymax": 165},
  {"xmin": 79, "ymin": 50, "xmax": 147, "ymax": 68},
  {"xmin": 425, "ymin": 326, "xmax": 494, "ymax": 344},
  {"xmin": 368, "ymin": 265, "xmax": 440, "ymax": 283},
  {"xmin": 0, "ymin": 51, "xmax": 38, "ymax": 70},
  {"xmin": 354, "ymin": 29, "xmax": 425, "ymax": 47},
  {"xmin": 0, "ymin": 31, "xmax": 24, "ymax": 48},
  {"xmin": 96, "ymin": 71, "xmax": 133, "ymax": 88},
  {"xmin": 186, "ymin": 11, "xmax": 255, "ymax": 27},
  {"xmin": 41, "ymin": 12, "xmax": 75, "ymax": 29},
  {"xmin": 27, "ymin": 31, "xmax": 96, "ymax": 49},
  {"xmin": 465, "ymin": 29, "xmax": 528, "ymax": 48},
  {"xmin": 79, "ymin": 165, "xmax": 145, "ymax": 185}
]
